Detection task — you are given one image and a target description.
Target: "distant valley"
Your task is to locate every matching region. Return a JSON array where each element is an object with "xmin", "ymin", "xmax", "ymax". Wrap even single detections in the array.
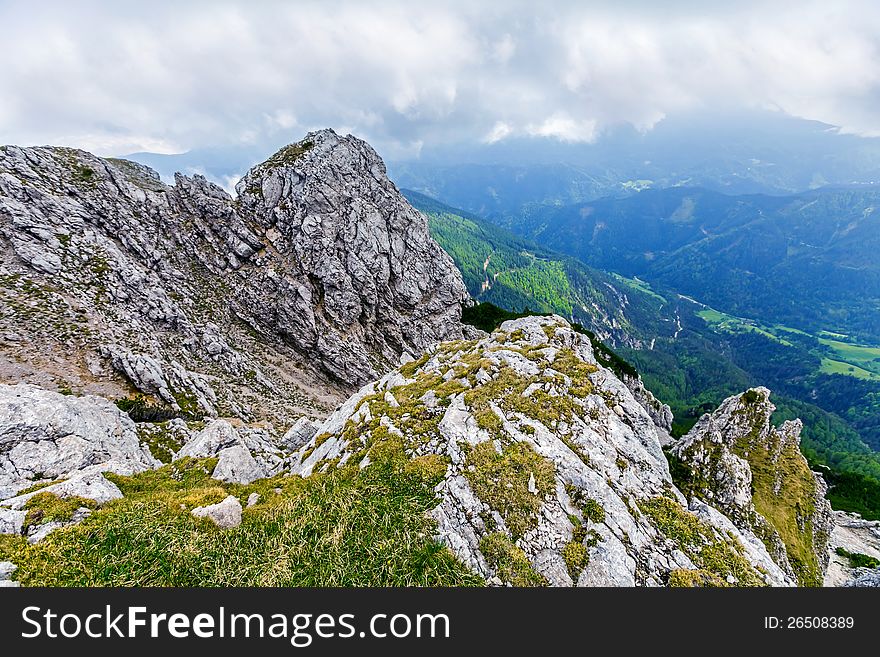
[{"xmin": 409, "ymin": 187, "xmax": 880, "ymax": 520}]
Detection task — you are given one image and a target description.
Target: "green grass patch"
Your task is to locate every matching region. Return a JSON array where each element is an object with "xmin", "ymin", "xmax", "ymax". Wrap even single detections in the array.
[
  {"xmin": 463, "ymin": 441, "xmax": 555, "ymax": 541},
  {"xmin": 478, "ymin": 532, "xmax": 546, "ymax": 586},
  {"xmin": 834, "ymin": 547, "xmax": 880, "ymax": 570},
  {"xmin": 23, "ymin": 493, "xmax": 97, "ymax": 529},
  {"xmin": 819, "ymin": 358, "xmax": 880, "ymax": 381},
  {"xmin": 2, "ymin": 453, "xmax": 482, "ymax": 587},
  {"xmin": 562, "ymin": 540, "xmax": 590, "ymax": 581},
  {"xmin": 639, "ymin": 496, "xmax": 765, "ymax": 587}
]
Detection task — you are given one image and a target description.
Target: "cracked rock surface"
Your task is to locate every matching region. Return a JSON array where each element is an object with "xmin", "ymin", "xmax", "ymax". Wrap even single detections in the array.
[
  {"xmin": 0, "ymin": 383, "xmax": 158, "ymax": 499},
  {"xmin": 0, "ymin": 130, "xmax": 467, "ymax": 426},
  {"xmin": 290, "ymin": 315, "xmax": 792, "ymax": 587}
]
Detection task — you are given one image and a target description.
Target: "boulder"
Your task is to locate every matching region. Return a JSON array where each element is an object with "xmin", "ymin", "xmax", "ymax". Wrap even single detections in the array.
[
  {"xmin": 174, "ymin": 419, "xmax": 281, "ymax": 483},
  {"xmin": 191, "ymin": 495, "xmax": 242, "ymax": 529},
  {"xmin": 0, "ymin": 384, "xmax": 159, "ymax": 500},
  {"xmin": 212, "ymin": 445, "xmax": 263, "ymax": 485},
  {"xmin": 280, "ymin": 417, "xmax": 319, "ymax": 451}
]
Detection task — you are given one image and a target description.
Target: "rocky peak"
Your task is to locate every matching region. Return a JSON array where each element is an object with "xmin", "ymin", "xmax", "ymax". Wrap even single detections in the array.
[
  {"xmin": 231, "ymin": 129, "xmax": 469, "ymax": 383},
  {"xmin": 0, "ymin": 130, "xmax": 467, "ymax": 424},
  {"xmin": 670, "ymin": 387, "xmax": 833, "ymax": 585}
]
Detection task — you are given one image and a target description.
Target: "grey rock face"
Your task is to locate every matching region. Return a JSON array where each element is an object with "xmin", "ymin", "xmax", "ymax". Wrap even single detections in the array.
[
  {"xmin": 290, "ymin": 315, "xmax": 791, "ymax": 587},
  {"xmin": 191, "ymin": 495, "xmax": 242, "ymax": 529},
  {"xmin": 0, "ymin": 130, "xmax": 467, "ymax": 426},
  {"xmin": 233, "ymin": 130, "xmax": 468, "ymax": 384},
  {"xmin": 0, "ymin": 383, "xmax": 159, "ymax": 499},
  {"xmin": 212, "ymin": 445, "xmax": 263, "ymax": 485},
  {"xmin": 671, "ymin": 387, "xmax": 833, "ymax": 586},
  {"xmin": 0, "ymin": 507, "xmax": 26, "ymax": 535},
  {"xmin": 175, "ymin": 418, "xmax": 240, "ymax": 459},
  {"xmin": 844, "ymin": 568, "xmax": 880, "ymax": 587},
  {"xmin": 623, "ymin": 374, "xmax": 673, "ymax": 442},
  {"xmin": 174, "ymin": 419, "xmax": 283, "ymax": 484}
]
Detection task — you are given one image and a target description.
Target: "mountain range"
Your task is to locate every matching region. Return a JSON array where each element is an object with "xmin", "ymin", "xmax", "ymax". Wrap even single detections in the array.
[{"xmin": 0, "ymin": 130, "xmax": 877, "ymax": 588}]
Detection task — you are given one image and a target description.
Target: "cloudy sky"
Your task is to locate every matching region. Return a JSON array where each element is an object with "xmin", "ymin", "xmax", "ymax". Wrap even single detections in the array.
[{"xmin": 1, "ymin": 0, "xmax": 878, "ymax": 158}]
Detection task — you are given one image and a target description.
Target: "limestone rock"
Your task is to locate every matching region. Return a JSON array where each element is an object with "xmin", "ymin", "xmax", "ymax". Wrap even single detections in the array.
[
  {"xmin": 291, "ymin": 315, "xmax": 791, "ymax": 587},
  {"xmin": 671, "ymin": 387, "xmax": 833, "ymax": 586},
  {"xmin": 280, "ymin": 417, "xmax": 319, "ymax": 451},
  {"xmin": 0, "ymin": 130, "xmax": 468, "ymax": 427},
  {"xmin": 174, "ymin": 419, "xmax": 284, "ymax": 483},
  {"xmin": 0, "ymin": 507, "xmax": 26, "ymax": 535},
  {"xmin": 0, "ymin": 561, "xmax": 16, "ymax": 579},
  {"xmin": 191, "ymin": 495, "xmax": 242, "ymax": 529},
  {"xmin": 175, "ymin": 419, "xmax": 240, "ymax": 459},
  {"xmin": 0, "ymin": 561, "xmax": 18, "ymax": 587},
  {"xmin": 623, "ymin": 374, "xmax": 674, "ymax": 443},
  {"xmin": 0, "ymin": 383, "xmax": 159, "ymax": 499},
  {"xmin": 0, "ymin": 471, "xmax": 123, "ymax": 510},
  {"xmin": 844, "ymin": 568, "xmax": 880, "ymax": 587},
  {"xmin": 212, "ymin": 445, "xmax": 263, "ymax": 485},
  {"xmin": 234, "ymin": 129, "xmax": 468, "ymax": 385},
  {"xmin": 825, "ymin": 511, "xmax": 880, "ymax": 586}
]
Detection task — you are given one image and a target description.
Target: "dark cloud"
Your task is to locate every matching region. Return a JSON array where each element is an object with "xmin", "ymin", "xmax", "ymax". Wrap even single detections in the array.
[{"xmin": 1, "ymin": 0, "xmax": 878, "ymax": 157}]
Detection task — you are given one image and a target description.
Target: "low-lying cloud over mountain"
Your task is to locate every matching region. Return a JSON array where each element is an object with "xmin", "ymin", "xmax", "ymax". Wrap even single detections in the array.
[{"xmin": 2, "ymin": 0, "xmax": 880, "ymax": 158}]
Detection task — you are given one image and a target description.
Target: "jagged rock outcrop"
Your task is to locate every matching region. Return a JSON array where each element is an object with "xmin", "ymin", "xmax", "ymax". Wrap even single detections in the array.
[
  {"xmin": 289, "ymin": 315, "xmax": 792, "ymax": 587},
  {"xmin": 0, "ymin": 130, "xmax": 467, "ymax": 426},
  {"xmin": 0, "ymin": 383, "xmax": 159, "ymax": 499},
  {"xmin": 670, "ymin": 388, "xmax": 833, "ymax": 586},
  {"xmin": 623, "ymin": 374, "xmax": 674, "ymax": 444},
  {"xmin": 233, "ymin": 130, "xmax": 468, "ymax": 383},
  {"xmin": 173, "ymin": 418, "xmax": 285, "ymax": 484}
]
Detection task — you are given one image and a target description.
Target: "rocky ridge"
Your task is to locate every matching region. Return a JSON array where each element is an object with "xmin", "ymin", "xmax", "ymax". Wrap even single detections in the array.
[
  {"xmin": 288, "ymin": 315, "xmax": 797, "ymax": 586},
  {"xmin": 0, "ymin": 130, "xmax": 466, "ymax": 426},
  {"xmin": 670, "ymin": 388, "xmax": 833, "ymax": 586}
]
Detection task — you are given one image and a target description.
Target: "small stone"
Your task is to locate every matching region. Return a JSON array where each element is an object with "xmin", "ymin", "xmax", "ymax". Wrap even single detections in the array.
[
  {"xmin": 0, "ymin": 508, "xmax": 27, "ymax": 535},
  {"xmin": 191, "ymin": 495, "xmax": 242, "ymax": 529},
  {"xmin": 528, "ymin": 472, "xmax": 538, "ymax": 495},
  {"xmin": 246, "ymin": 492, "xmax": 260, "ymax": 507},
  {"xmin": 0, "ymin": 561, "xmax": 17, "ymax": 580}
]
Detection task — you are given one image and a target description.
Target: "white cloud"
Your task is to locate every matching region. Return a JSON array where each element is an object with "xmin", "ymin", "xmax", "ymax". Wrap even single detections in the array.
[
  {"xmin": 483, "ymin": 121, "xmax": 513, "ymax": 143},
  {"xmin": 492, "ymin": 34, "xmax": 516, "ymax": 63},
  {"xmin": 0, "ymin": 0, "xmax": 878, "ymax": 155},
  {"xmin": 527, "ymin": 114, "xmax": 597, "ymax": 142}
]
